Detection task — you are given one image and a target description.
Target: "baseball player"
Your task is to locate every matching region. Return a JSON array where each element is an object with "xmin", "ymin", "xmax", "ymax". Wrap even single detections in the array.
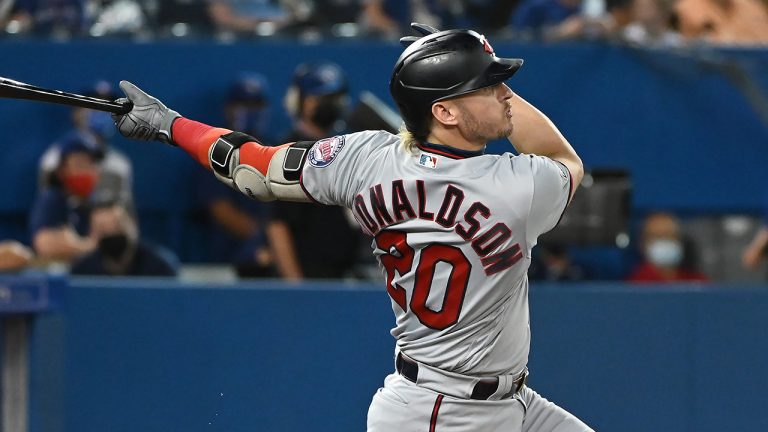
[{"xmin": 111, "ymin": 23, "xmax": 591, "ymax": 432}]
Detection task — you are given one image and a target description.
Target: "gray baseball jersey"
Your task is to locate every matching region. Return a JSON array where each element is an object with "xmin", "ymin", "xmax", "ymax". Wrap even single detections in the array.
[{"xmin": 301, "ymin": 130, "xmax": 571, "ymax": 376}]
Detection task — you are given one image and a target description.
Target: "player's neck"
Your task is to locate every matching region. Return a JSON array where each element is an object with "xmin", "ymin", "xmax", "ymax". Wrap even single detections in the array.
[{"xmin": 427, "ymin": 130, "xmax": 486, "ymax": 153}]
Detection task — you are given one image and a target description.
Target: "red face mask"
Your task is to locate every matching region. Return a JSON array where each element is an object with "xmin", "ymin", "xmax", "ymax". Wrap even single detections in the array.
[{"xmin": 62, "ymin": 173, "xmax": 98, "ymax": 198}]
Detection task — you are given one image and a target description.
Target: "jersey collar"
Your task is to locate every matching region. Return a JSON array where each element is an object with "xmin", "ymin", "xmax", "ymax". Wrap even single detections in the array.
[{"xmin": 416, "ymin": 141, "xmax": 485, "ymax": 159}]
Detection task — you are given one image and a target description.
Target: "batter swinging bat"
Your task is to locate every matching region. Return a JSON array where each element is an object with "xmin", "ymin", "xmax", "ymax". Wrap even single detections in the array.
[{"xmin": 0, "ymin": 76, "xmax": 132, "ymax": 114}]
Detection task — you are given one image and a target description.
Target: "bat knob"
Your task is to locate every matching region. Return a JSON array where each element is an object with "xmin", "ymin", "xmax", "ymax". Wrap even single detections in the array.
[{"xmin": 116, "ymin": 100, "xmax": 134, "ymax": 115}]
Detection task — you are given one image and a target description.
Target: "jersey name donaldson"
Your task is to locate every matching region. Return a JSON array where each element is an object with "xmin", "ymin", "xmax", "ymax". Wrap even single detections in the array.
[
  {"xmin": 301, "ymin": 130, "xmax": 571, "ymax": 376},
  {"xmin": 353, "ymin": 178, "xmax": 523, "ymax": 277}
]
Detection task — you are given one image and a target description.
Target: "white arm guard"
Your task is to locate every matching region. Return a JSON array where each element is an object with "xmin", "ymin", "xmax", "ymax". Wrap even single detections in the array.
[{"xmin": 208, "ymin": 132, "xmax": 314, "ymax": 203}]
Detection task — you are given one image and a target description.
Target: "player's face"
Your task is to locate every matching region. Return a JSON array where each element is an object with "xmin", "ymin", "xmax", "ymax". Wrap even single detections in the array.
[{"xmin": 453, "ymin": 83, "xmax": 515, "ymax": 144}]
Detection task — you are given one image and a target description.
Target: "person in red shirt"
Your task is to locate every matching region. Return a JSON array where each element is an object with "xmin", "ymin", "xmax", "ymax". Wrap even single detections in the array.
[{"xmin": 628, "ymin": 212, "xmax": 709, "ymax": 283}]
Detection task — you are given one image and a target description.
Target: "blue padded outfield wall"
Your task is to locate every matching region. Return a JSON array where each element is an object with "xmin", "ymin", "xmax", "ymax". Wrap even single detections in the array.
[
  {"xmin": 23, "ymin": 279, "xmax": 768, "ymax": 432},
  {"xmin": 0, "ymin": 41, "xmax": 767, "ymax": 258}
]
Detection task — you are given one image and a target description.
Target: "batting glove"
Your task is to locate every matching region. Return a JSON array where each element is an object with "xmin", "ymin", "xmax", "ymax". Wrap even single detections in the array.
[{"xmin": 112, "ymin": 81, "xmax": 180, "ymax": 145}]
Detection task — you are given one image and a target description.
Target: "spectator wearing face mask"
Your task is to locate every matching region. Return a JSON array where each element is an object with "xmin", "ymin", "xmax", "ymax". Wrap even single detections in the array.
[
  {"xmin": 266, "ymin": 61, "xmax": 363, "ymax": 280},
  {"xmin": 29, "ymin": 131, "xmax": 103, "ymax": 262},
  {"xmin": 627, "ymin": 212, "xmax": 709, "ymax": 283},
  {"xmin": 70, "ymin": 201, "xmax": 178, "ymax": 276},
  {"xmin": 195, "ymin": 72, "xmax": 274, "ymax": 277},
  {"xmin": 38, "ymin": 80, "xmax": 134, "ymax": 212}
]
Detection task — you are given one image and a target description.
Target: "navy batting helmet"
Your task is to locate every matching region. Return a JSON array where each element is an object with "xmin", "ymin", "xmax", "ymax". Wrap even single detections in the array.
[{"xmin": 389, "ymin": 24, "xmax": 523, "ymax": 139}]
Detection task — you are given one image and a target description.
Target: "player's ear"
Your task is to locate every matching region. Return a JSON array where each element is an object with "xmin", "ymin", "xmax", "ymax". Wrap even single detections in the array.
[{"xmin": 431, "ymin": 102, "xmax": 458, "ymax": 126}]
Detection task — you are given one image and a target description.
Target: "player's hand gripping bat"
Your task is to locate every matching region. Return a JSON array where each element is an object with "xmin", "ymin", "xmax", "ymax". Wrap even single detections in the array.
[{"xmin": 0, "ymin": 76, "xmax": 133, "ymax": 114}]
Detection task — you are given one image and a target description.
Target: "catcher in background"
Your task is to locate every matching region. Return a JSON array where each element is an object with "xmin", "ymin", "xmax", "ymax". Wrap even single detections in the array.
[{"xmin": 111, "ymin": 23, "xmax": 591, "ymax": 432}]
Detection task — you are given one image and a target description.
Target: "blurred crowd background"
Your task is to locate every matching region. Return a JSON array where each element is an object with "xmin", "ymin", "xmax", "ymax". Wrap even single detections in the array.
[
  {"xmin": 0, "ymin": 0, "xmax": 767, "ymax": 284},
  {"xmin": 1, "ymin": 0, "xmax": 767, "ymax": 45}
]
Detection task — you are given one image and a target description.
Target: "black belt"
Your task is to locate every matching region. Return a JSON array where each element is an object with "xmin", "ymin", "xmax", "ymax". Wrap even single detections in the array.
[{"xmin": 396, "ymin": 353, "xmax": 527, "ymax": 400}]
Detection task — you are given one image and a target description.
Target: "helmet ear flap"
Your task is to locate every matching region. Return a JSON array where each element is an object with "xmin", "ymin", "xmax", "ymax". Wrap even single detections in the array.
[{"xmin": 284, "ymin": 85, "xmax": 301, "ymax": 118}]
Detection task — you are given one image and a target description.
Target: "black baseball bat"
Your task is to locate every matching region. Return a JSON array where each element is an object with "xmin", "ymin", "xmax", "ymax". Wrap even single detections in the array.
[{"xmin": 0, "ymin": 76, "xmax": 133, "ymax": 114}]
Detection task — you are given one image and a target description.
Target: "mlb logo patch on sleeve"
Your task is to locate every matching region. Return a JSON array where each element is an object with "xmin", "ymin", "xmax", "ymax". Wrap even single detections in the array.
[
  {"xmin": 419, "ymin": 153, "xmax": 438, "ymax": 169},
  {"xmin": 309, "ymin": 135, "xmax": 345, "ymax": 168}
]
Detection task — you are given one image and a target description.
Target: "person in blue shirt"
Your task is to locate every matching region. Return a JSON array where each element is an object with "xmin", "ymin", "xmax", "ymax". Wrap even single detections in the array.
[
  {"xmin": 70, "ymin": 201, "xmax": 178, "ymax": 276},
  {"xmin": 267, "ymin": 62, "xmax": 362, "ymax": 280},
  {"xmin": 195, "ymin": 72, "xmax": 274, "ymax": 277},
  {"xmin": 38, "ymin": 80, "xmax": 135, "ymax": 212},
  {"xmin": 29, "ymin": 131, "xmax": 103, "ymax": 263},
  {"xmin": 6, "ymin": 0, "xmax": 86, "ymax": 36}
]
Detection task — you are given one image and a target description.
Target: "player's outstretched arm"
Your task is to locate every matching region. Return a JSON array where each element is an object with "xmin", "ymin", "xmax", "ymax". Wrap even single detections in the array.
[
  {"xmin": 507, "ymin": 94, "xmax": 584, "ymax": 197},
  {"xmin": 112, "ymin": 81, "xmax": 313, "ymax": 203}
]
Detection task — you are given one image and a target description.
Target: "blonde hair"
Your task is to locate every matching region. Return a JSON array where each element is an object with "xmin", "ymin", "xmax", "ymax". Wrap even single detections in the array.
[{"xmin": 398, "ymin": 124, "xmax": 422, "ymax": 155}]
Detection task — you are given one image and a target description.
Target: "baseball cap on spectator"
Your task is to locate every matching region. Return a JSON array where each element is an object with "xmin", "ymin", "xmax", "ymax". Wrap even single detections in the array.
[
  {"xmin": 292, "ymin": 62, "xmax": 348, "ymax": 96},
  {"xmin": 75, "ymin": 80, "xmax": 120, "ymax": 140},
  {"xmin": 228, "ymin": 72, "xmax": 269, "ymax": 105},
  {"xmin": 57, "ymin": 130, "xmax": 104, "ymax": 165}
]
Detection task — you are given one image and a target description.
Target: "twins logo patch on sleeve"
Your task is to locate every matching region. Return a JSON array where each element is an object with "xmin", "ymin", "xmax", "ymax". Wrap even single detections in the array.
[{"xmin": 308, "ymin": 135, "xmax": 345, "ymax": 168}]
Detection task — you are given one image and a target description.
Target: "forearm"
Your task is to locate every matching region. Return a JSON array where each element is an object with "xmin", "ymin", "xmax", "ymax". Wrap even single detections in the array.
[
  {"xmin": 508, "ymin": 95, "xmax": 583, "ymax": 185},
  {"xmin": 171, "ymin": 117, "xmax": 308, "ymax": 202},
  {"xmin": 0, "ymin": 241, "xmax": 33, "ymax": 271},
  {"xmin": 209, "ymin": 200, "xmax": 257, "ymax": 239},
  {"xmin": 33, "ymin": 228, "xmax": 94, "ymax": 261},
  {"xmin": 208, "ymin": 3, "xmax": 260, "ymax": 32},
  {"xmin": 171, "ymin": 117, "xmax": 232, "ymax": 168},
  {"xmin": 364, "ymin": 1, "xmax": 399, "ymax": 33},
  {"xmin": 742, "ymin": 226, "xmax": 768, "ymax": 269},
  {"xmin": 509, "ymin": 96, "xmax": 578, "ymax": 160},
  {"xmin": 267, "ymin": 221, "xmax": 303, "ymax": 280},
  {"xmin": 747, "ymin": 227, "xmax": 768, "ymax": 254},
  {"xmin": 172, "ymin": 117, "xmax": 286, "ymax": 178}
]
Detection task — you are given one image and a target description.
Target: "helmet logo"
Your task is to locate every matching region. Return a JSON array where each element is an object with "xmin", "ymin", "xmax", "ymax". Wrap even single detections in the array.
[{"xmin": 481, "ymin": 36, "xmax": 494, "ymax": 55}]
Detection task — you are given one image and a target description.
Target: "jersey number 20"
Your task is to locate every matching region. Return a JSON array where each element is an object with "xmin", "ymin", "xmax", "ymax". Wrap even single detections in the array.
[{"xmin": 376, "ymin": 230, "xmax": 470, "ymax": 330}]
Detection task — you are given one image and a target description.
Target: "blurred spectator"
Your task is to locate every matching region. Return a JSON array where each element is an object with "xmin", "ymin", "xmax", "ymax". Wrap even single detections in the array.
[
  {"xmin": 38, "ymin": 80, "xmax": 134, "ymax": 211},
  {"xmin": 29, "ymin": 131, "xmax": 101, "ymax": 262},
  {"xmin": 267, "ymin": 61, "xmax": 362, "ymax": 280},
  {"xmin": 71, "ymin": 201, "xmax": 178, "ymax": 276},
  {"xmin": 196, "ymin": 72, "xmax": 274, "ymax": 277},
  {"xmin": 0, "ymin": 0, "xmax": 12, "ymax": 27},
  {"xmin": 529, "ymin": 244, "xmax": 588, "ymax": 281},
  {"xmin": 0, "ymin": 240, "xmax": 33, "ymax": 272},
  {"xmin": 511, "ymin": 0, "xmax": 681, "ymax": 44},
  {"xmin": 463, "ymin": 0, "xmax": 520, "ymax": 33},
  {"xmin": 672, "ymin": 0, "xmax": 768, "ymax": 45},
  {"xmin": 207, "ymin": 0, "xmax": 288, "ymax": 36},
  {"xmin": 280, "ymin": 0, "xmax": 360, "ymax": 31},
  {"xmin": 628, "ymin": 212, "xmax": 709, "ymax": 282},
  {"xmin": 360, "ymin": 0, "xmax": 446, "ymax": 38},
  {"xmin": 611, "ymin": 0, "xmax": 680, "ymax": 45},
  {"xmin": 150, "ymin": 0, "xmax": 213, "ymax": 37},
  {"xmin": 87, "ymin": 0, "xmax": 149, "ymax": 37},
  {"xmin": 3, "ymin": 0, "xmax": 86, "ymax": 37},
  {"xmin": 510, "ymin": 0, "xmax": 582, "ymax": 39}
]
